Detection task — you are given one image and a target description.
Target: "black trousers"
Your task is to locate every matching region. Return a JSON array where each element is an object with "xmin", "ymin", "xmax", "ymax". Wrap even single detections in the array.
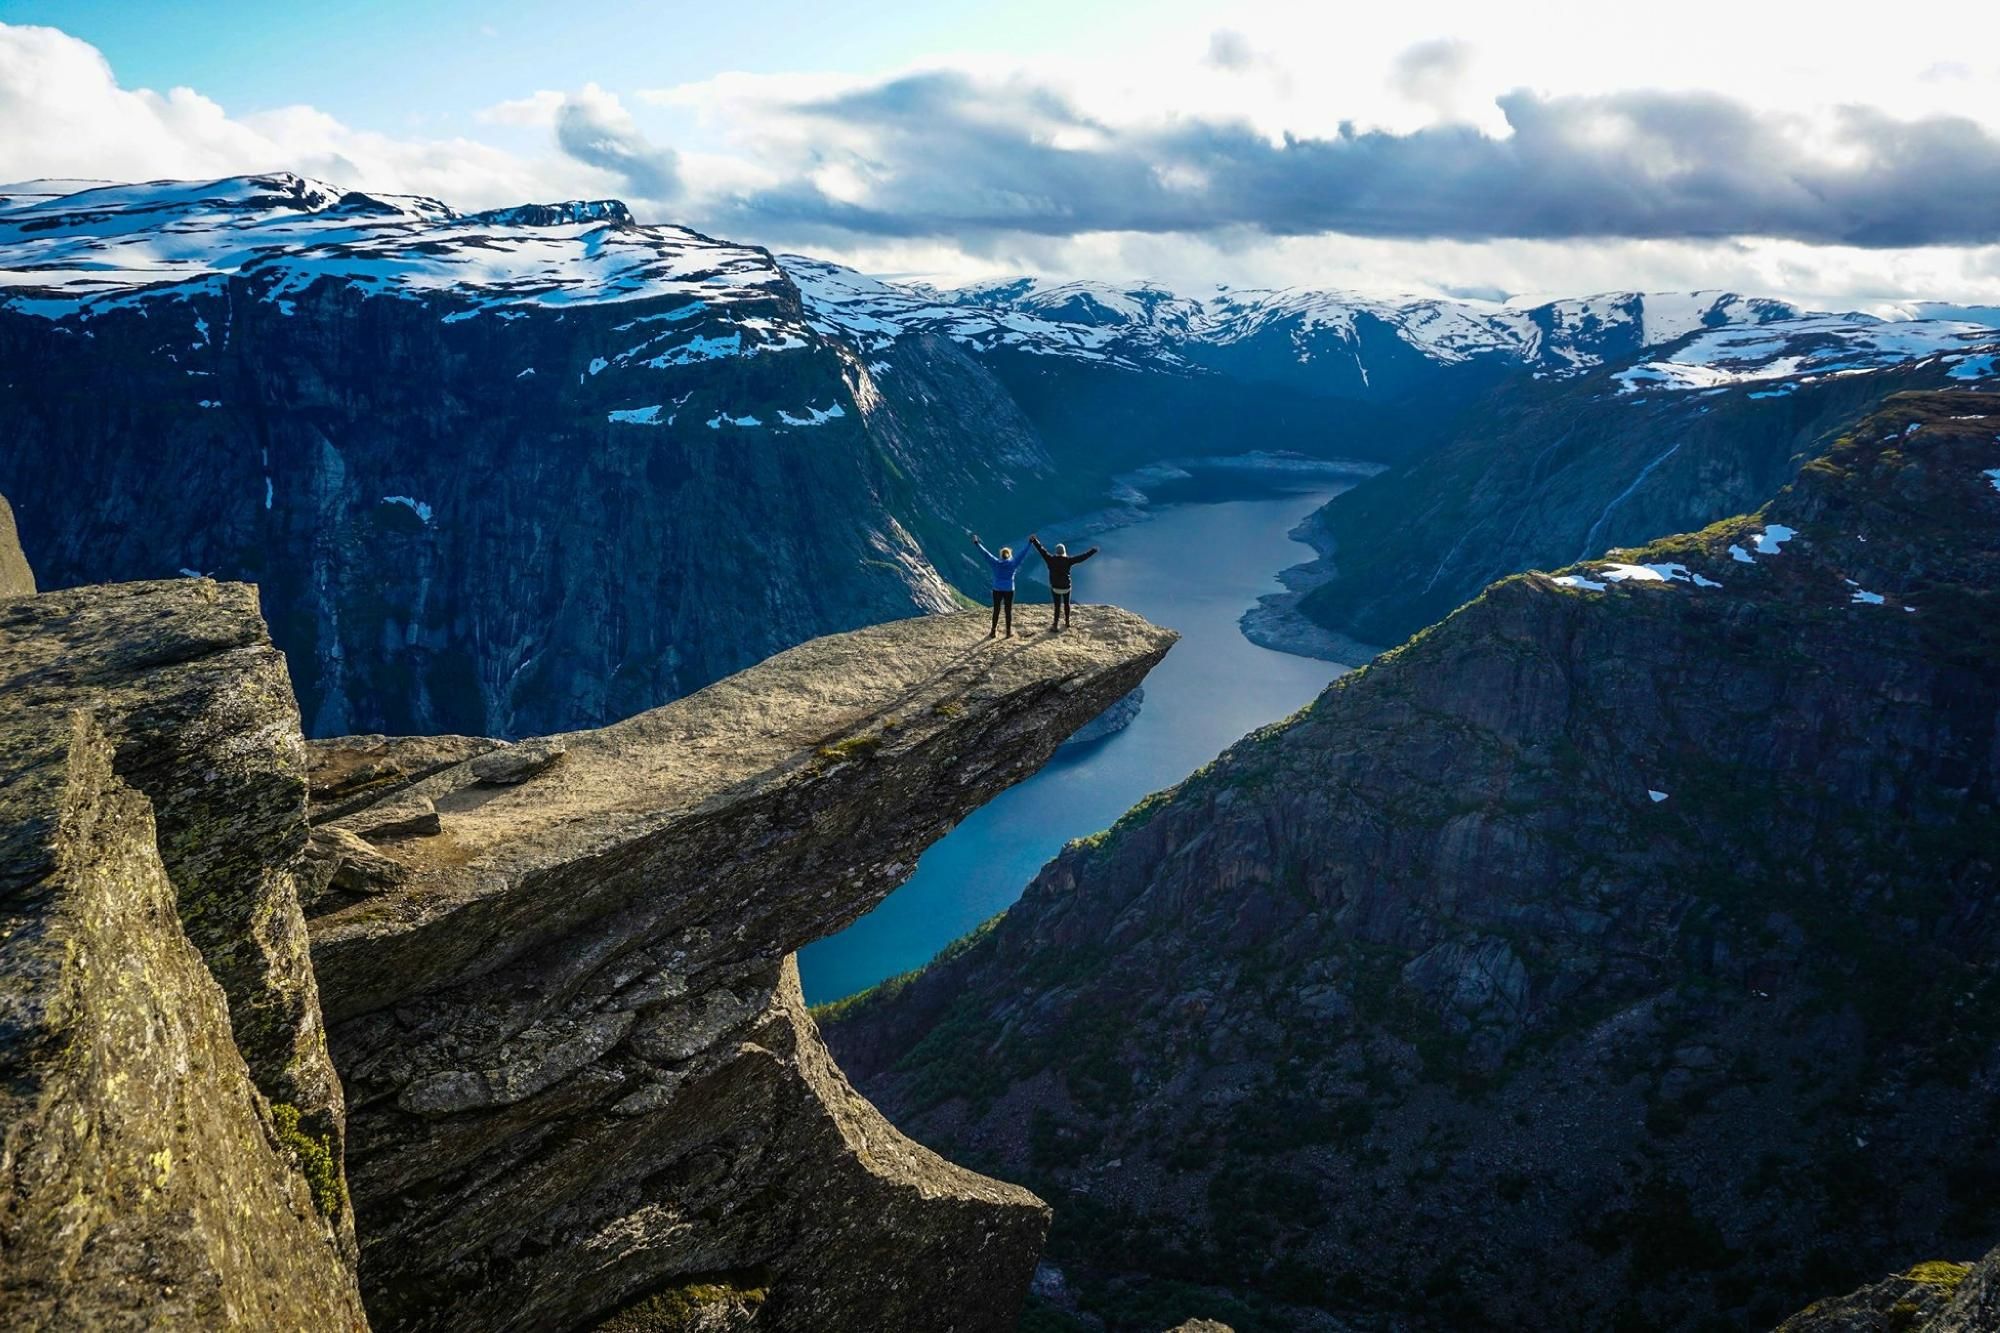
[
  {"xmin": 990, "ymin": 589, "xmax": 1014, "ymax": 632},
  {"xmin": 1050, "ymin": 590, "xmax": 1072, "ymax": 624}
]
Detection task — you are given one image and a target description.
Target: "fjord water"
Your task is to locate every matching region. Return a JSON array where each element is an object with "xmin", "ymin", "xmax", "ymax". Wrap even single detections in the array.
[{"xmin": 798, "ymin": 478, "xmax": 1360, "ymax": 1004}]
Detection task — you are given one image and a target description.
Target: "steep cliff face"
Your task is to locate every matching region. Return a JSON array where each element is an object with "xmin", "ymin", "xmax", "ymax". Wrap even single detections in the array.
[
  {"xmin": 1291, "ymin": 320, "xmax": 1998, "ymax": 651},
  {"xmin": 0, "ymin": 589, "xmax": 365, "ymax": 1328},
  {"xmin": 0, "ymin": 580, "xmax": 356, "ymax": 1262},
  {"xmin": 304, "ymin": 607, "xmax": 1176, "ymax": 1330},
  {"xmin": 0, "ymin": 175, "xmax": 1049, "ymax": 739},
  {"xmin": 827, "ymin": 393, "xmax": 2000, "ymax": 1330}
]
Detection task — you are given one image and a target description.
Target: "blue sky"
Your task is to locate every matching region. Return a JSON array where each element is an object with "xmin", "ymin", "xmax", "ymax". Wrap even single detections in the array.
[
  {"xmin": 7, "ymin": 1, "xmax": 1192, "ymax": 135},
  {"xmin": 3, "ymin": 2, "xmax": 2000, "ymax": 306}
]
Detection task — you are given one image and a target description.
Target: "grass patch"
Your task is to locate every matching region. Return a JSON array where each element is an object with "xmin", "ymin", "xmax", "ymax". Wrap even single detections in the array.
[
  {"xmin": 815, "ymin": 732, "xmax": 884, "ymax": 763},
  {"xmin": 594, "ymin": 1272, "xmax": 770, "ymax": 1331},
  {"xmin": 270, "ymin": 1101, "xmax": 345, "ymax": 1222}
]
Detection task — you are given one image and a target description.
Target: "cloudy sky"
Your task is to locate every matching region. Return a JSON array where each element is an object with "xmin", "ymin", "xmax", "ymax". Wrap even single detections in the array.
[{"xmin": 5, "ymin": 0, "xmax": 2000, "ymax": 308}]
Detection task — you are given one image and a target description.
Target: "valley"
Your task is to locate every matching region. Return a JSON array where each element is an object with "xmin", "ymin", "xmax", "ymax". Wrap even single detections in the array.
[{"xmin": 800, "ymin": 468, "xmax": 1363, "ymax": 1004}]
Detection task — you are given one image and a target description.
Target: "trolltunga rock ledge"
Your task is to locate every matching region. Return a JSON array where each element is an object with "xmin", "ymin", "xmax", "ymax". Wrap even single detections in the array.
[{"xmin": 304, "ymin": 607, "xmax": 1176, "ymax": 1331}]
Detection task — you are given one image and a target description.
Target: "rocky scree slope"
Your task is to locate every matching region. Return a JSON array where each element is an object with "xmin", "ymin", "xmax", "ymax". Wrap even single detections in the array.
[
  {"xmin": 1287, "ymin": 316, "xmax": 2000, "ymax": 652},
  {"xmin": 0, "ymin": 575, "xmax": 366, "ymax": 1328},
  {"xmin": 0, "ymin": 173, "xmax": 1051, "ymax": 739},
  {"xmin": 826, "ymin": 392, "xmax": 2000, "ymax": 1331},
  {"xmin": 302, "ymin": 606, "xmax": 1175, "ymax": 1331}
]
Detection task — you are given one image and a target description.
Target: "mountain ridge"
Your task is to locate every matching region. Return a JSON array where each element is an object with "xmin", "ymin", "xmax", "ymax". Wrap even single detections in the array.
[
  {"xmin": 0, "ymin": 172, "xmax": 1057, "ymax": 739},
  {"xmin": 784, "ymin": 251, "xmax": 1811, "ymax": 392},
  {"xmin": 1283, "ymin": 317, "xmax": 2000, "ymax": 652}
]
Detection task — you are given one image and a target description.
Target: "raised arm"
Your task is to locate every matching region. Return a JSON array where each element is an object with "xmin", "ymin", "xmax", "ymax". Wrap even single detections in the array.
[
  {"xmin": 972, "ymin": 538, "xmax": 1000, "ymax": 564},
  {"xmin": 1073, "ymin": 546, "xmax": 1100, "ymax": 565},
  {"xmin": 1029, "ymin": 535, "xmax": 1051, "ymax": 560}
]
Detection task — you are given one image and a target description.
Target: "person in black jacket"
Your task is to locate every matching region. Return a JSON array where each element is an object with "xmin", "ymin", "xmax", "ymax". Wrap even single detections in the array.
[{"xmin": 1029, "ymin": 533, "xmax": 1099, "ymax": 631}]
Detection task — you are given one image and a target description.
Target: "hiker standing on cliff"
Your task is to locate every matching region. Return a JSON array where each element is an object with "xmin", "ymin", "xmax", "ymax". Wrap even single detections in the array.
[
  {"xmin": 970, "ymin": 532, "xmax": 1029, "ymax": 638},
  {"xmin": 1030, "ymin": 533, "xmax": 1098, "ymax": 632}
]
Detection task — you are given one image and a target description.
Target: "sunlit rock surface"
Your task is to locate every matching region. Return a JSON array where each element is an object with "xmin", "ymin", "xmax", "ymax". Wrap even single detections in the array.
[{"xmin": 307, "ymin": 607, "xmax": 1176, "ymax": 1331}]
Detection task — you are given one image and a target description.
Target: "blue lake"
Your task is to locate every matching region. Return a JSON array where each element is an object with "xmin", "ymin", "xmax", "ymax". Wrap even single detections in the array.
[{"xmin": 797, "ymin": 478, "xmax": 1362, "ymax": 1005}]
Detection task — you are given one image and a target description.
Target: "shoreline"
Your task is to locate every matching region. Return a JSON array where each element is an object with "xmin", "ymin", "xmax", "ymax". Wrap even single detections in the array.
[
  {"xmin": 1235, "ymin": 504, "xmax": 1384, "ymax": 665},
  {"xmin": 1239, "ymin": 592, "xmax": 1383, "ymax": 665}
]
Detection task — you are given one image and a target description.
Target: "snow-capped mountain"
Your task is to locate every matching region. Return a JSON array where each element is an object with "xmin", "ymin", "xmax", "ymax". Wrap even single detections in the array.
[
  {"xmin": 1286, "ymin": 313, "xmax": 1999, "ymax": 654},
  {"xmin": 782, "ymin": 254, "xmax": 1808, "ymax": 391},
  {"xmin": 1613, "ymin": 316, "xmax": 1998, "ymax": 395},
  {"xmin": 0, "ymin": 174, "xmax": 1053, "ymax": 740},
  {"xmin": 0, "ymin": 173, "xmax": 800, "ymax": 344},
  {"xmin": 6, "ymin": 172, "xmax": 1934, "ymax": 407},
  {"xmin": 780, "ymin": 258, "xmax": 1193, "ymax": 370}
]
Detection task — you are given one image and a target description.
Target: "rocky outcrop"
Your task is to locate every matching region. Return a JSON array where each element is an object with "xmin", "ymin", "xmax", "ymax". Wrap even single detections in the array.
[
  {"xmin": 0, "ymin": 598, "xmax": 364, "ymax": 1326},
  {"xmin": 305, "ymin": 733, "xmax": 508, "ymax": 823},
  {"xmin": 0, "ymin": 490, "xmax": 32, "ymax": 598},
  {"xmin": 826, "ymin": 393, "xmax": 2000, "ymax": 1330},
  {"xmin": 305, "ymin": 608, "xmax": 1176, "ymax": 1330},
  {"xmin": 0, "ymin": 576, "xmax": 1174, "ymax": 1330},
  {"xmin": 1779, "ymin": 1246, "xmax": 2000, "ymax": 1332},
  {"xmin": 1062, "ymin": 686, "xmax": 1144, "ymax": 749},
  {"xmin": 0, "ymin": 580, "xmax": 355, "ymax": 1262}
]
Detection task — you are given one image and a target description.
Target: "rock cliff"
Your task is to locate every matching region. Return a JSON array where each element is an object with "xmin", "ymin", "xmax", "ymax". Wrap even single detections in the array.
[
  {"xmin": 0, "ymin": 176, "xmax": 1053, "ymax": 739},
  {"xmin": 0, "ymin": 568, "xmax": 1175, "ymax": 1331},
  {"xmin": 306, "ymin": 607, "xmax": 1175, "ymax": 1331},
  {"xmin": 0, "ymin": 587, "xmax": 365, "ymax": 1327},
  {"xmin": 826, "ymin": 392, "xmax": 2000, "ymax": 1330}
]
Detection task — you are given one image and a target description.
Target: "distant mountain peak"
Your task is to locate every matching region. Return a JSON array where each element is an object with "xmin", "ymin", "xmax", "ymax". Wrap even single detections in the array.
[
  {"xmin": 0, "ymin": 175, "xmax": 775, "ymax": 320},
  {"xmin": 465, "ymin": 199, "xmax": 634, "ymax": 228}
]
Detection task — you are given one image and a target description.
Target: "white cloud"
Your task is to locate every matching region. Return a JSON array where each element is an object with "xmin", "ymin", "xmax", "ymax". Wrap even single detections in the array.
[
  {"xmin": 7, "ymin": 16, "xmax": 2000, "ymax": 311},
  {"xmin": 0, "ymin": 22, "xmax": 599, "ymax": 210},
  {"xmin": 477, "ymin": 90, "xmax": 566, "ymax": 128},
  {"xmin": 0, "ymin": 23, "xmax": 268, "ymax": 184},
  {"xmin": 1391, "ymin": 38, "xmax": 1477, "ymax": 124}
]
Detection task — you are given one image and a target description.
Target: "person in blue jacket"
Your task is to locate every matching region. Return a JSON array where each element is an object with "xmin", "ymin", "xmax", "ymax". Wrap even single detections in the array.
[{"xmin": 969, "ymin": 532, "xmax": 1029, "ymax": 637}]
